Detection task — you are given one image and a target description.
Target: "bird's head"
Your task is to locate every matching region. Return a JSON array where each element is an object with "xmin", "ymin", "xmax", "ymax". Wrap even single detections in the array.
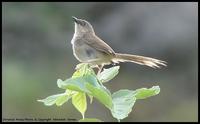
[{"xmin": 72, "ymin": 16, "xmax": 95, "ymax": 36}]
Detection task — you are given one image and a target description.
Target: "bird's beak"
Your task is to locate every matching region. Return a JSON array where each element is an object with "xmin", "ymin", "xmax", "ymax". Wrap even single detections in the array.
[{"xmin": 72, "ymin": 16, "xmax": 79, "ymax": 24}]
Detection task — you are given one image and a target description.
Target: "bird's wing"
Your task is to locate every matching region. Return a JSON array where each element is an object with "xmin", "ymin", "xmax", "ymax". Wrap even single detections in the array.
[{"xmin": 84, "ymin": 35, "xmax": 115, "ymax": 56}]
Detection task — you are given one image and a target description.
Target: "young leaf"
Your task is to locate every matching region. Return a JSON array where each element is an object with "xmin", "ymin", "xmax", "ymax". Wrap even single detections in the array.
[
  {"xmin": 111, "ymin": 90, "xmax": 136, "ymax": 121},
  {"xmin": 57, "ymin": 77, "xmax": 88, "ymax": 92},
  {"xmin": 112, "ymin": 89, "xmax": 134, "ymax": 99},
  {"xmin": 72, "ymin": 92, "xmax": 87, "ymax": 119},
  {"xmin": 57, "ymin": 75, "xmax": 100, "ymax": 92},
  {"xmin": 83, "ymin": 75, "xmax": 101, "ymax": 87},
  {"xmin": 38, "ymin": 93, "xmax": 69, "ymax": 106},
  {"xmin": 101, "ymin": 84, "xmax": 112, "ymax": 96},
  {"xmin": 79, "ymin": 118, "xmax": 103, "ymax": 122},
  {"xmin": 86, "ymin": 83, "xmax": 113, "ymax": 109},
  {"xmin": 38, "ymin": 90, "xmax": 75, "ymax": 106},
  {"xmin": 97, "ymin": 66, "xmax": 120, "ymax": 83},
  {"xmin": 75, "ymin": 63, "xmax": 89, "ymax": 70},
  {"xmin": 38, "ymin": 94, "xmax": 63, "ymax": 106},
  {"xmin": 73, "ymin": 63, "xmax": 96, "ymax": 78},
  {"xmin": 55, "ymin": 90, "xmax": 73, "ymax": 106},
  {"xmin": 134, "ymin": 86, "xmax": 160, "ymax": 99}
]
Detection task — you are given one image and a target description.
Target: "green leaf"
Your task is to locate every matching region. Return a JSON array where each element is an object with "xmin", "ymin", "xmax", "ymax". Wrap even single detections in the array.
[
  {"xmin": 75, "ymin": 63, "xmax": 89, "ymax": 71},
  {"xmin": 57, "ymin": 78, "xmax": 85, "ymax": 92},
  {"xmin": 37, "ymin": 90, "xmax": 75, "ymax": 106},
  {"xmin": 72, "ymin": 92, "xmax": 87, "ymax": 119},
  {"xmin": 79, "ymin": 118, "xmax": 103, "ymax": 122},
  {"xmin": 57, "ymin": 75, "xmax": 100, "ymax": 92},
  {"xmin": 55, "ymin": 90, "xmax": 73, "ymax": 106},
  {"xmin": 38, "ymin": 94, "xmax": 63, "ymax": 106},
  {"xmin": 38, "ymin": 92, "xmax": 70, "ymax": 106},
  {"xmin": 112, "ymin": 89, "xmax": 134, "ymax": 99},
  {"xmin": 55, "ymin": 95, "xmax": 70, "ymax": 106},
  {"xmin": 73, "ymin": 63, "xmax": 96, "ymax": 78},
  {"xmin": 111, "ymin": 89, "xmax": 136, "ymax": 121},
  {"xmin": 101, "ymin": 84, "xmax": 112, "ymax": 96},
  {"xmin": 134, "ymin": 86, "xmax": 160, "ymax": 99},
  {"xmin": 83, "ymin": 75, "xmax": 100, "ymax": 87},
  {"xmin": 97, "ymin": 66, "xmax": 120, "ymax": 83},
  {"xmin": 86, "ymin": 83, "xmax": 113, "ymax": 109}
]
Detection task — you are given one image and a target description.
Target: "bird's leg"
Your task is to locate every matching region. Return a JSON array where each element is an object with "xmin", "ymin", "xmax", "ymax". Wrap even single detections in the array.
[
  {"xmin": 97, "ymin": 64, "xmax": 104, "ymax": 75},
  {"xmin": 97, "ymin": 64, "xmax": 105, "ymax": 87}
]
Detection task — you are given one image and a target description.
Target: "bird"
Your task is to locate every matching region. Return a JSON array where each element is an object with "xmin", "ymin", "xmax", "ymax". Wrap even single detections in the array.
[{"xmin": 70, "ymin": 16, "xmax": 167, "ymax": 73}]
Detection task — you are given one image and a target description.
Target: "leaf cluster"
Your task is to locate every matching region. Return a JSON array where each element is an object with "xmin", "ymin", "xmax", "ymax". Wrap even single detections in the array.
[{"xmin": 38, "ymin": 63, "xmax": 160, "ymax": 122}]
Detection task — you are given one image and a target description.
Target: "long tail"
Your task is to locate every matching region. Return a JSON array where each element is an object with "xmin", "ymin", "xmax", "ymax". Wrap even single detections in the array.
[{"xmin": 112, "ymin": 53, "xmax": 167, "ymax": 68}]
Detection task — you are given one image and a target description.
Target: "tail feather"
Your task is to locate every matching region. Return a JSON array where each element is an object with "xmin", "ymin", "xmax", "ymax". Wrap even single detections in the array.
[{"xmin": 112, "ymin": 53, "xmax": 167, "ymax": 68}]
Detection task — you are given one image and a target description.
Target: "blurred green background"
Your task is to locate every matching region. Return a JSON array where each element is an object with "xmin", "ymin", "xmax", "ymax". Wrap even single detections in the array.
[{"xmin": 2, "ymin": 2, "xmax": 198, "ymax": 122}]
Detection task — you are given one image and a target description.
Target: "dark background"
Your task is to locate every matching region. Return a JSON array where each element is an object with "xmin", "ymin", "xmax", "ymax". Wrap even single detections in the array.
[{"xmin": 2, "ymin": 2, "xmax": 198, "ymax": 122}]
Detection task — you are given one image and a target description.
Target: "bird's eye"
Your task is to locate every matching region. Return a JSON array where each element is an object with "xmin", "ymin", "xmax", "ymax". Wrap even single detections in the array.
[{"xmin": 80, "ymin": 21, "xmax": 86, "ymax": 26}]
